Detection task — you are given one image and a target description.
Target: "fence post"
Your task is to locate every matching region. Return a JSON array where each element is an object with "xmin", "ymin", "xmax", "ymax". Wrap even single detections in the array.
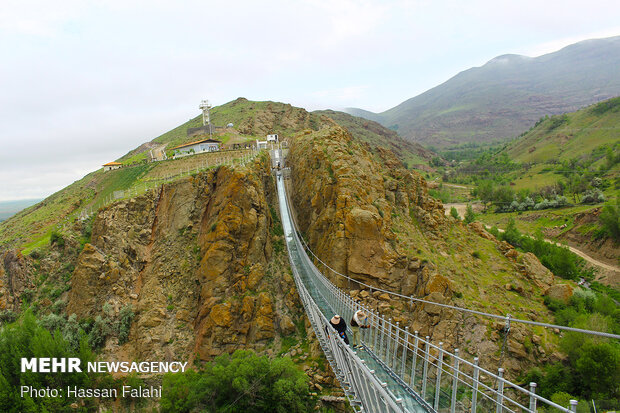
[
  {"xmin": 400, "ymin": 326, "xmax": 408, "ymax": 378},
  {"xmin": 411, "ymin": 331, "xmax": 419, "ymax": 388},
  {"xmin": 471, "ymin": 357, "xmax": 479, "ymax": 413},
  {"xmin": 569, "ymin": 400, "xmax": 578, "ymax": 413},
  {"xmin": 450, "ymin": 348, "xmax": 460, "ymax": 413},
  {"xmin": 372, "ymin": 311, "xmax": 379, "ymax": 352},
  {"xmin": 392, "ymin": 321, "xmax": 400, "ymax": 369},
  {"xmin": 422, "ymin": 336, "xmax": 430, "ymax": 400},
  {"xmin": 385, "ymin": 318, "xmax": 392, "ymax": 363},
  {"xmin": 529, "ymin": 382, "xmax": 537, "ymax": 412},
  {"xmin": 378, "ymin": 314, "xmax": 384, "ymax": 357},
  {"xmin": 434, "ymin": 342, "xmax": 444, "ymax": 411},
  {"xmin": 496, "ymin": 368, "xmax": 505, "ymax": 413}
]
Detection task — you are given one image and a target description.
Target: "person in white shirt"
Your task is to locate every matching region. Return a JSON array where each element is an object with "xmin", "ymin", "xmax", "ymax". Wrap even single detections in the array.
[{"xmin": 350, "ymin": 310, "xmax": 369, "ymax": 349}]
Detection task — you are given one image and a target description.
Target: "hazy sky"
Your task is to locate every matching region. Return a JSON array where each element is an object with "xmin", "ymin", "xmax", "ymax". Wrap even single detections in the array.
[{"xmin": 1, "ymin": 0, "xmax": 620, "ymax": 202}]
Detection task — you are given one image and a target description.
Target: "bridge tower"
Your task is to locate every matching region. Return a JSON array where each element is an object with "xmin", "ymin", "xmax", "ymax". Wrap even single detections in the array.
[{"xmin": 199, "ymin": 99, "xmax": 213, "ymax": 138}]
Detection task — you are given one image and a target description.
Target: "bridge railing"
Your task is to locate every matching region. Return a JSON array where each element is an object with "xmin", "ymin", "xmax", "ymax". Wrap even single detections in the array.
[
  {"xmin": 279, "ymin": 174, "xmax": 413, "ymax": 412},
  {"xmin": 306, "ymin": 259, "xmax": 575, "ymax": 413},
  {"xmin": 292, "ymin": 250, "xmax": 411, "ymax": 412}
]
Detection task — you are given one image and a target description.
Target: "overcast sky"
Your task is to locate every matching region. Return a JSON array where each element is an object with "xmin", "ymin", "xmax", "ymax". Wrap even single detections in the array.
[{"xmin": 1, "ymin": 0, "xmax": 620, "ymax": 202}]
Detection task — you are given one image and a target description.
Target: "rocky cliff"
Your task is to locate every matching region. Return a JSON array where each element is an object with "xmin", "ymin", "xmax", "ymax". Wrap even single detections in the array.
[
  {"xmin": 66, "ymin": 157, "xmax": 303, "ymax": 362},
  {"xmin": 287, "ymin": 125, "xmax": 566, "ymax": 376}
]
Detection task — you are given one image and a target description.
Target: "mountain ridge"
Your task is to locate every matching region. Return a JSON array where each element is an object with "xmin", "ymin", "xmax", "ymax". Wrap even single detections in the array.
[{"xmin": 348, "ymin": 35, "xmax": 620, "ymax": 147}]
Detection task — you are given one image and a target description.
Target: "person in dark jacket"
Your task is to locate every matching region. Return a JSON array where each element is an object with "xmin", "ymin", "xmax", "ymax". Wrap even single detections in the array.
[{"xmin": 328, "ymin": 315, "xmax": 349, "ymax": 345}]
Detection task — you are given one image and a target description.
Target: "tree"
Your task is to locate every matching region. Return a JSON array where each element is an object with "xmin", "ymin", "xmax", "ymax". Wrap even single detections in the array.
[
  {"xmin": 450, "ymin": 206, "xmax": 460, "ymax": 220},
  {"xmin": 574, "ymin": 341, "xmax": 620, "ymax": 398},
  {"xmin": 161, "ymin": 350, "xmax": 314, "ymax": 413},
  {"xmin": 464, "ymin": 205, "xmax": 476, "ymax": 224},
  {"xmin": 598, "ymin": 198, "xmax": 620, "ymax": 241},
  {"xmin": 493, "ymin": 186, "xmax": 515, "ymax": 208},
  {"xmin": 0, "ymin": 311, "xmax": 98, "ymax": 411}
]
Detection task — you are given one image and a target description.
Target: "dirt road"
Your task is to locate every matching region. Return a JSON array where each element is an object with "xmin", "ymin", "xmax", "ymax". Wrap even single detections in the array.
[{"xmin": 443, "ymin": 203, "xmax": 620, "ymax": 274}]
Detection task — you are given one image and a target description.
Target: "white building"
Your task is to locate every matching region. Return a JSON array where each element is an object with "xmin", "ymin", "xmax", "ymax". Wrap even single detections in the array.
[
  {"xmin": 267, "ymin": 134, "xmax": 279, "ymax": 142},
  {"xmin": 172, "ymin": 138, "xmax": 221, "ymax": 157},
  {"xmin": 103, "ymin": 162, "xmax": 122, "ymax": 171},
  {"xmin": 256, "ymin": 139, "xmax": 269, "ymax": 150}
]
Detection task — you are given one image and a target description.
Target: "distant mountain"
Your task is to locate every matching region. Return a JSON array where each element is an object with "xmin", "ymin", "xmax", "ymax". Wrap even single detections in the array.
[
  {"xmin": 0, "ymin": 199, "xmax": 41, "ymax": 222},
  {"xmin": 348, "ymin": 36, "xmax": 620, "ymax": 147}
]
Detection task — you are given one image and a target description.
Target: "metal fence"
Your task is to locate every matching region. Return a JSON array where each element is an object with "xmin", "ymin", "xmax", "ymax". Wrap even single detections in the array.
[{"xmin": 64, "ymin": 149, "xmax": 260, "ymax": 230}]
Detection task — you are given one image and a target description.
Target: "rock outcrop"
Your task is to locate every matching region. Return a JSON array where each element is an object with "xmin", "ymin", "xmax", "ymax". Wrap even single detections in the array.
[
  {"xmin": 0, "ymin": 250, "xmax": 32, "ymax": 310},
  {"xmin": 67, "ymin": 159, "xmax": 302, "ymax": 362}
]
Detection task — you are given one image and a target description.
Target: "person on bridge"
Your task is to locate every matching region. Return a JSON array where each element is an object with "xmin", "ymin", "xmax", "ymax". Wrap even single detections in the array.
[
  {"xmin": 328, "ymin": 315, "xmax": 349, "ymax": 345},
  {"xmin": 350, "ymin": 310, "xmax": 369, "ymax": 349}
]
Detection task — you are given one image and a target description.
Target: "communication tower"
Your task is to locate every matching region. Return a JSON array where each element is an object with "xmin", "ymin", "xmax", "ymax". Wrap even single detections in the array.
[{"xmin": 199, "ymin": 99, "xmax": 213, "ymax": 138}]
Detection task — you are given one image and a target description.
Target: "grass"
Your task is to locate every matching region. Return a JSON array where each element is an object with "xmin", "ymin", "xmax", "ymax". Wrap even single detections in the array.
[
  {"xmin": 479, "ymin": 204, "xmax": 602, "ymax": 237},
  {"xmin": 505, "ymin": 99, "xmax": 620, "ymax": 166},
  {"xmin": 0, "ymin": 173, "xmax": 97, "ymax": 248},
  {"xmin": 313, "ymin": 109, "xmax": 435, "ymax": 166}
]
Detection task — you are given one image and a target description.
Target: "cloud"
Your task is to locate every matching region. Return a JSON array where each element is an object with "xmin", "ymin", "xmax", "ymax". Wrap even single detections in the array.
[
  {"xmin": 0, "ymin": 0, "xmax": 84, "ymax": 36},
  {"xmin": 2, "ymin": 0, "xmax": 620, "ymax": 201}
]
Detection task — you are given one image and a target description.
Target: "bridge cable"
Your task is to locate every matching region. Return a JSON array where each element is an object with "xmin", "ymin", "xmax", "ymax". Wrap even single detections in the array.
[{"xmin": 284, "ymin": 185, "xmax": 619, "ymax": 340}]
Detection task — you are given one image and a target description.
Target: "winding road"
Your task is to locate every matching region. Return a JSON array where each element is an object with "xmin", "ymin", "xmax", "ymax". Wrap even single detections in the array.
[{"xmin": 443, "ymin": 203, "xmax": 620, "ymax": 274}]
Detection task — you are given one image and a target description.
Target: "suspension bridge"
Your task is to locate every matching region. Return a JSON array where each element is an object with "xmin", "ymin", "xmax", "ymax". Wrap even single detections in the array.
[{"xmin": 273, "ymin": 149, "xmax": 617, "ymax": 413}]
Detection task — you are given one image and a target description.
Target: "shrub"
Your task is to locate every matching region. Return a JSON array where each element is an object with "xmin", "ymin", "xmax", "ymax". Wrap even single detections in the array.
[
  {"xmin": 500, "ymin": 220, "xmax": 588, "ymax": 280},
  {"xmin": 450, "ymin": 206, "xmax": 460, "ymax": 220},
  {"xmin": 88, "ymin": 315, "xmax": 110, "ymax": 350},
  {"xmin": 50, "ymin": 230, "xmax": 65, "ymax": 248},
  {"xmin": 0, "ymin": 311, "xmax": 99, "ymax": 411},
  {"xmin": 597, "ymin": 198, "xmax": 620, "ymax": 241},
  {"xmin": 581, "ymin": 189, "xmax": 605, "ymax": 204},
  {"xmin": 0, "ymin": 310, "xmax": 17, "ymax": 324},
  {"xmin": 464, "ymin": 205, "xmax": 476, "ymax": 224},
  {"xmin": 117, "ymin": 305, "xmax": 134, "ymax": 345},
  {"xmin": 160, "ymin": 350, "xmax": 314, "ymax": 413}
]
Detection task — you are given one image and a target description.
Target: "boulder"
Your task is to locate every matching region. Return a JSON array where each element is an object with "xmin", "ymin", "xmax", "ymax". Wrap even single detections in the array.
[
  {"xmin": 544, "ymin": 284, "xmax": 574, "ymax": 303},
  {"xmin": 519, "ymin": 252, "xmax": 554, "ymax": 289}
]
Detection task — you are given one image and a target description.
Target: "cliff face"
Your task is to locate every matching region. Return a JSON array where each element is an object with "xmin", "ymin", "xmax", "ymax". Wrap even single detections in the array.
[
  {"xmin": 289, "ymin": 126, "xmax": 447, "ymax": 292},
  {"xmin": 67, "ymin": 158, "xmax": 302, "ymax": 361},
  {"xmin": 287, "ymin": 126, "xmax": 563, "ymax": 376}
]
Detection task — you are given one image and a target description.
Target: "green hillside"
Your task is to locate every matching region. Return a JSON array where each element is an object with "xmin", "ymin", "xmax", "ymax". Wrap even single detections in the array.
[
  {"xmin": 506, "ymin": 97, "xmax": 620, "ymax": 162},
  {"xmin": 120, "ymin": 98, "xmax": 323, "ymax": 163},
  {"xmin": 504, "ymin": 96, "xmax": 620, "ymax": 190},
  {"xmin": 313, "ymin": 109, "xmax": 436, "ymax": 168}
]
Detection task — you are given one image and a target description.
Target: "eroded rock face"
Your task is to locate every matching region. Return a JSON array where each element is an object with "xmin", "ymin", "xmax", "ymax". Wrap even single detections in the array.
[
  {"xmin": 0, "ymin": 250, "xmax": 32, "ymax": 310},
  {"xmin": 67, "ymin": 161, "xmax": 301, "ymax": 362},
  {"xmin": 519, "ymin": 252, "xmax": 555, "ymax": 289},
  {"xmin": 289, "ymin": 126, "xmax": 445, "ymax": 295}
]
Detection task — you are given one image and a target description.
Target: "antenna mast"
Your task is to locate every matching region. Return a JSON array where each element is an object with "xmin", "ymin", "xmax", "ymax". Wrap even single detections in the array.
[{"xmin": 199, "ymin": 99, "xmax": 213, "ymax": 138}]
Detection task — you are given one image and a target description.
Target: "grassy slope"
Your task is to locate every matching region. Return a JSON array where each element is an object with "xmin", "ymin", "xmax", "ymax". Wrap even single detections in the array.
[
  {"xmin": 314, "ymin": 110, "xmax": 436, "ymax": 167},
  {"xmin": 505, "ymin": 98, "xmax": 620, "ymax": 164},
  {"xmin": 501, "ymin": 98, "xmax": 620, "ymax": 195}
]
